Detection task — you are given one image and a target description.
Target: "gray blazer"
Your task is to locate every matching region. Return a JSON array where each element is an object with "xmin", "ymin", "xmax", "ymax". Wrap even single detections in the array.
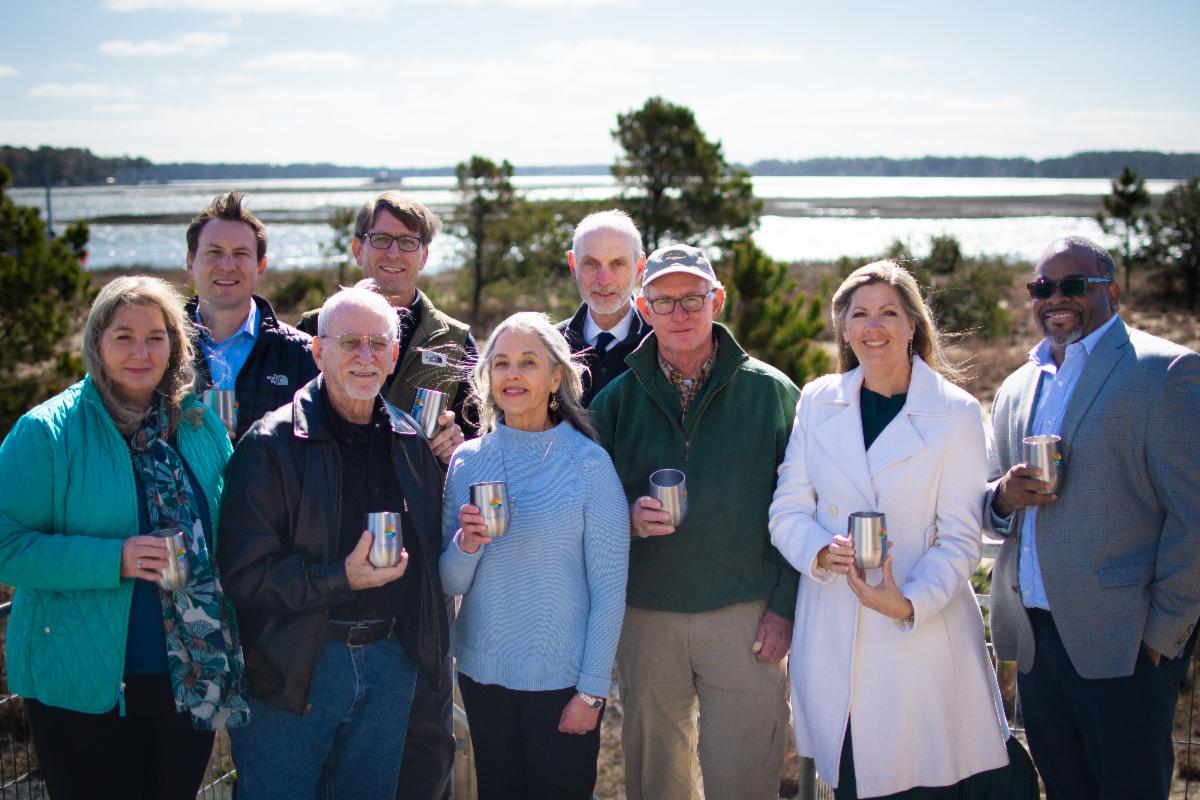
[{"xmin": 985, "ymin": 318, "xmax": 1200, "ymax": 679}]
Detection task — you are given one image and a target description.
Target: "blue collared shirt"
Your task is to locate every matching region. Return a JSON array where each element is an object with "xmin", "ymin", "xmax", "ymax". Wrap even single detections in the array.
[
  {"xmin": 196, "ymin": 303, "xmax": 259, "ymax": 389},
  {"xmin": 1010, "ymin": 314, "xmax": 1120, "ymax": 610}
]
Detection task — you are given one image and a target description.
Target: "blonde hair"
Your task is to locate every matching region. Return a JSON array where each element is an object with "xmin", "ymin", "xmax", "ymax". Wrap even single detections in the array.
[
  {"xmin": 470, "ymin": 312, "xmax": 595, "ymax": 440},
  {"xmin": 831, "ymin": 260, "xmax": 963, "ymax": 383},
  {"xmin": 82, "ymin": 275, "xmax": 197, "ymax": 435}
]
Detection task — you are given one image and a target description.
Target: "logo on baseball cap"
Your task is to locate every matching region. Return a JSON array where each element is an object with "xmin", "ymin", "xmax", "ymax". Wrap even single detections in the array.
[{"xmin": 642, "ymin": 244, "xmax": 716, "ymax": 287}]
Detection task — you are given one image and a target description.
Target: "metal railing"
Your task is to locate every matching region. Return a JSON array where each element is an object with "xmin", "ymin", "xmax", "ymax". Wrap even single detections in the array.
[{"xmin": 0, "ymin": 601, "xmax": 235, "ymax": 799}]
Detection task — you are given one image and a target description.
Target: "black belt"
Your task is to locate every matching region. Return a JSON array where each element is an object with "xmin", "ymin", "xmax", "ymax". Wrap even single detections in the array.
[{"xmin": 324, "ymin": 619, "xmax": 394, "ymax": 646}]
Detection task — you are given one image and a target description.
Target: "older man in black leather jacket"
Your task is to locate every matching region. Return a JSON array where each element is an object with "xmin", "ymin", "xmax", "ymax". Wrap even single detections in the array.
[{"xmin": 218, "ymin": 286, "xmax": 449, "ymax": 800}]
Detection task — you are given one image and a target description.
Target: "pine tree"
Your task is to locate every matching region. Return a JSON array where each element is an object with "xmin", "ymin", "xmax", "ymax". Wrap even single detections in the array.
[
  {"xmin": 1097, "ymin": 166, "xmax": 1152, "ymax": 291},
  {"xmin": 720, "ymin": 239, "xmax": 829, "ymax": 385},
  {"xmin": 0, "ymin": 165, "xmax": 92, "ymax": 438},
  {"xmin": 612, "ymin": 97, "xmax": 761, "ymax": 253}
]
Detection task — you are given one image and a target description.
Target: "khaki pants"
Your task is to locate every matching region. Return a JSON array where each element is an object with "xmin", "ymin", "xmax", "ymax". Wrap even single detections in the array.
[{"xmin": 617, "ymin": 600, "xmax": 789, "ymax": 800}]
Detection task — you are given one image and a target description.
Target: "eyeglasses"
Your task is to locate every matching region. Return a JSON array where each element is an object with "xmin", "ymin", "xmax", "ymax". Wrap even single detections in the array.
[
  {"xmin": 645, "ymin": 291, "xmax": 714, "ymax": 315},
  {"xmin": 321, "ymin": 333, "xmax": 393, "ymax": 354},
  {"xmin": 361, "ymin": 233, "xmax": 423, "ymax": 252},
  {"xmin": 1026, "ymin": 275, "xmax": 1112, "ymax": 300}
]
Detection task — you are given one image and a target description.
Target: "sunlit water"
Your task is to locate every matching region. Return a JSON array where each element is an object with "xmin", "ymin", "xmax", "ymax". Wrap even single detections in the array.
[{"xmin": 11, "ymin": 176, "xmax": 1174, "ymax": 270}]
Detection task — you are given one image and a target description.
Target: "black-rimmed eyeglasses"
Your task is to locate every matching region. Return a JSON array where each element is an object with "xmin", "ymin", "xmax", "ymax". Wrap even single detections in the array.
[
  {"xmin": 645, "ymin": 291, "xmax": 714, "ymax": 315},
  {"xmin": 361, "ymin": 233, "xmax": 424, "ymax": 253},
  {"xmin": 1026, "ymin": 275, "xmax": 1112, "ymax": 300}
]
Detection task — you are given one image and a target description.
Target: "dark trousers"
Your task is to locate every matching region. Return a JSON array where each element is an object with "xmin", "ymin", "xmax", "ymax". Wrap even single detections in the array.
[
  {"xmin": 1018, "ymin": 608, "xmax": 1173, "ymax": 800},
  {"xmin": 26, "ymin": 673, "xmax": 214, "ymax": 800},
  {"xmin": 1160, "ymin": 621, "xmax": 1198, "ymax": 718},
  {"xmin": 396, "ymin": 651, "xmax": 455, "ymax": 800},
  {"xmin": 458, "ymin": 674, "xmax": 602, "ymax": 800}
]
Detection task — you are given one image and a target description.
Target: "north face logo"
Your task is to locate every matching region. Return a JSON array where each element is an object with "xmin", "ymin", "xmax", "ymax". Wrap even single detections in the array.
[{"xmin": 266, "ymin": 374, "xmax": 289, "ymax": 386}]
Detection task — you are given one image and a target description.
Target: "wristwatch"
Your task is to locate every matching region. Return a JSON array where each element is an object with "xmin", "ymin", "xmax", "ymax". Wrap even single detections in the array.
[{"xmin": 576, "ymin": 691, "xmax": 604, "ymax": 710}]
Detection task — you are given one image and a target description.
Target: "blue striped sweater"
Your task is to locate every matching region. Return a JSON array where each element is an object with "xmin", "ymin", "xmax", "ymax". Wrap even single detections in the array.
[{"xmin": 439, "ymin": 420, "xmax": 630, "ymax": 697}]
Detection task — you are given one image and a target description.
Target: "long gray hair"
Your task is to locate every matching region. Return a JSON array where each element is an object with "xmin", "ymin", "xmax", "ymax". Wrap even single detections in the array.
[
  {"xmin": 470, "ymin": 312, "xmax": 596, "ymax": 441},
  {"xmin": 82, "ymin": 275, "xmax": 197, "ymax": 435}
]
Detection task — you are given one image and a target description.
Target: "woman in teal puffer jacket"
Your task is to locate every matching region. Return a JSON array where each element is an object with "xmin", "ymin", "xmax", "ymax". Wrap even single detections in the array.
[{"xmin": 0, "ymin": 276, "xmax": 248, "ymax": 800}]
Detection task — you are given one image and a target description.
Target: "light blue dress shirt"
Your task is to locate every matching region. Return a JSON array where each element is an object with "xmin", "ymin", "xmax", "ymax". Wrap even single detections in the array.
[
  {"xmin": 196, "ymin": 303, "xmax": 259, "ymax": 389},
  {"xmin": 1006, "ymin": 314, "xmax": 1120, "ymax": 610}
]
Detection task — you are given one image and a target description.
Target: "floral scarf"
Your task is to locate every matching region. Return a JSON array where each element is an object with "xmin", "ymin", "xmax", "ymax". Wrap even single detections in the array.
[{"xmin": 128, "ymin": 398, "xmax": 250, "ymax": 730}]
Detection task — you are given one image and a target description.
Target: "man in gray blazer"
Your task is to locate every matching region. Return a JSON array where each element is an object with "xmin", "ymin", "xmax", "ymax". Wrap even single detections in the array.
[{"xmin": 986, "ymin": 236, "xmax": 1200, "ymax": 799}]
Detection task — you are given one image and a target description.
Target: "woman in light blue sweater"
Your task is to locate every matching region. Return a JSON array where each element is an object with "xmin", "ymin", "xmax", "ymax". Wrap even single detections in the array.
[{"xmin": 441, "ymin": 312, "xmax": 629, "ymax": 800}]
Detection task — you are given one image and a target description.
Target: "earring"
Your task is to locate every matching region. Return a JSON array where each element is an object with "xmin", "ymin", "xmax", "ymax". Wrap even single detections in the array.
[
  {"xmin": 907, "ymin": 339, "xmax": 914, "ymax": 358},
  {"xmin": 549, "ymin": 395, "xmax": 560, "ymax": 411}
]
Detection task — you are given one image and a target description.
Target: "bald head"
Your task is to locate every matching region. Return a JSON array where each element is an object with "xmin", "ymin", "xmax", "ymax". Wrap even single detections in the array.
[{"xmin": 1036, "ymin": 237, "xmax": 1116, "ymax": 282}]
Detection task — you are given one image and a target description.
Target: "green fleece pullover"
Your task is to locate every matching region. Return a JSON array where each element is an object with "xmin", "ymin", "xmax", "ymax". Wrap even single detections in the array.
[{"xmin": 591, "ymin": 324, "xmax": 801, "ymax": 619}]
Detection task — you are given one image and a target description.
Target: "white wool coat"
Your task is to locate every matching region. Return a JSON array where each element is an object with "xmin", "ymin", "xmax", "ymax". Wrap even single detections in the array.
[{"xmin": 769, "ymin": 358, "xmax": 1009, "ymax": 797}]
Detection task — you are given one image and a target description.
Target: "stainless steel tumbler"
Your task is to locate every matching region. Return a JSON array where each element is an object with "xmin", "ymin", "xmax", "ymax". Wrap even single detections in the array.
[
  {"xmin": 649, "ymin": 469, "xmax": 688, "ymax": 527},
  {"xmin": 155, "ymin": 527, "xmax": 190, "ymax": 591},
  {"xmin": 412, "ymin": 388, "xmax": 448, "ymax": 439},
  {"xmin": 1023, "ymin": 434, "xmax": 1062, "ymax": 494},
  {"xmin": 848, "ymin": 511, "xmax": 888, "ymax": 570},
  {"xmin": 202, "ymin": 389, "xmax": 238, "ymax": 438},
  {"xmin": 470, "ymin": 481, "xmax": 510, "ymax": 538},
  {"xmin": 365, "ymin": 511, "xmax": 403, "ymax": 568}
]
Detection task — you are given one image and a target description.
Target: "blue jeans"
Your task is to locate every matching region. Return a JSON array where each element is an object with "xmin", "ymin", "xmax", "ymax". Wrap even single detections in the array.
[{"xmin": 231, "ymin": 635, "xmax": 418, "ymax": 800}]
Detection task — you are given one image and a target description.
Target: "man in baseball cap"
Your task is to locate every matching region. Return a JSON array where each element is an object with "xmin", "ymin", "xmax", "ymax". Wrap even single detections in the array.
[{"xmin": 591, "ymin": 243, "xmax": 800, "ymax": 800}]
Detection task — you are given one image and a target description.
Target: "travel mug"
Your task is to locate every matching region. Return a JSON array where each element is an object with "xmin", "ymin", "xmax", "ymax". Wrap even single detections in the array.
[
  {"xmin": 412, "ymin": 388, "xmax": 448, "ymax": 439},
  {"xmin": 154, "ymin": 527, "xmax": 190, "ymax": 591},
  {"xmin": 365, "ymin": 511, "xmax": 403, "ymax": 568},
  {"xmin": 470, "ymin": 481, "xmax": 510, "ymax": 538},
  {"xmin": 1022, "ymin": 434, "xmax": 1062, "ymax": 495},
  {"xmin": 202, "ymin": 389, "xmax": 238, "ymax": 438},
  {"xmin": 649, "ymin": 469, "xmax": 688, "ymax": 527},
  {"xmin": 848, "ymin": 511, "xmax": 888, "ymax": 570}
]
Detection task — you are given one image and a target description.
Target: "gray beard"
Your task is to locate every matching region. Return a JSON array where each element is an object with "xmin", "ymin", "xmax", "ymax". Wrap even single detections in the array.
[{"xmin": 1042, "ymin": 322, "xmax": 1083, "ymax": 350}]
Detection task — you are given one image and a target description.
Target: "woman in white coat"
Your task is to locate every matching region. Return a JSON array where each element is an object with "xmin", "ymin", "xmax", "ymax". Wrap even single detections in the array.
[{"xmin": 769, "ymin": 261, "xmax": 1013, "ymax": 799}]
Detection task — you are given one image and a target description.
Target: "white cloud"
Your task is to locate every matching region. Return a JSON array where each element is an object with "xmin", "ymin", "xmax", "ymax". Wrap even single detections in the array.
[
  {"xmin": 104, "ymin": 0, "xmax": 388, "ymax": 14},
  {"xmin": 28, "ymin": 82, "xmax": 137, "ymax": 100},
  {"xmin": 99, "ymin": 32, "xmax": 230, "ymax": 57},
  {"xmin": 91, "ymin": 103, "xmax": 145, "ymax": 115},
  {"xmin": 877, "ymin": 53, "xmax": 915, "ymax": 70},
  {"xmin": 0, "ymin": 65, "xmax": 17, "ymax": 78},
  {"xmin": 242, "ymin": 51, "xmax": 365, "ymax": 72},
  {"xmin": 103, "ymin": 0, "xmax": 628, "ymax": 12},
  {"xmin": 432, "ymin": 0, "xmax": 631, "ymax": 6},
  {"xmin": 529, "ymin": 39, "xmax": 794, "ymax": 66}
]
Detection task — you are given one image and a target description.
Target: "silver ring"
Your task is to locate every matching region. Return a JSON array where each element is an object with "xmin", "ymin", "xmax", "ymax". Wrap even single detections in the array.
[{"xmin": 136, "ymin": 558, "xmax": 142, "ymax": 569}]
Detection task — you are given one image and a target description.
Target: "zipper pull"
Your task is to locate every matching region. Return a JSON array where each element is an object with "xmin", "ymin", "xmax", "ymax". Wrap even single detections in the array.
[
  {"xmin": 403, "ymin": 498, "xmax": 409, "ymax": 513},
  {"xmin": 118, "ymin": 680, "xmax": 127, "ymax": 717}
]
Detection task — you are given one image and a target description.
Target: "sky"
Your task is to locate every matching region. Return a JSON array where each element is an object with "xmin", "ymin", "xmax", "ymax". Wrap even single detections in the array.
[{"xmin": 1, "ymin": 0, "xmax": 1197, "ymax": 168}]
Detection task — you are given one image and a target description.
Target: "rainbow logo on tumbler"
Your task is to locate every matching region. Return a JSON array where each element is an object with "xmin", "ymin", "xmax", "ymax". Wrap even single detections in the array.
[{"xmin": 488, "ymin": 497, "xmax": 503, "ymax": 511}]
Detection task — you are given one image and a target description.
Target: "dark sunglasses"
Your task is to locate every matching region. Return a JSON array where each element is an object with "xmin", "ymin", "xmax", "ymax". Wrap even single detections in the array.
[{"xmin": 1026, "ymin": 275, "xmax": 1112, "ymax": 300}]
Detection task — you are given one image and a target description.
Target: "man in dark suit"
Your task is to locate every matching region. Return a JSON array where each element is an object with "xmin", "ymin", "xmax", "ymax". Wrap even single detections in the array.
[
  {"xmin": 986, "ymin": 236, "xmax": 1200, "ymax": 799},
  {"xmin": 556, "ymin": 210, "xmax": 649, "ymax": 405}
]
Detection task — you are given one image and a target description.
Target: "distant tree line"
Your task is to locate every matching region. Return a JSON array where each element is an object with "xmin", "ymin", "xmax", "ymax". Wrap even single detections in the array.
[
  {"xmin": 748, "ymin": 151, "xmax": 1200, "ymax": 180},
  {"xmin": 0, "ymin": 146, "xmax": 152, "ymax": 187},
  {"xmin": 6, "ymin": 143, "xmax": 1200, "ymax": 188}
]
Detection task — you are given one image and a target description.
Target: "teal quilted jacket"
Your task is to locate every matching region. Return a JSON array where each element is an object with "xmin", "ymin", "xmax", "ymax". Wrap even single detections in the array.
[{"xmin": 0, "ymin": 377, "xmax": 231, "ymax": 713}]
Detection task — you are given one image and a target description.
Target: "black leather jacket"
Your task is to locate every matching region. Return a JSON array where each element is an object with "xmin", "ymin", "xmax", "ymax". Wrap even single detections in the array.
[{"xmin": 217, "ymin": 377, "xmax": 449, "ymax": 714}]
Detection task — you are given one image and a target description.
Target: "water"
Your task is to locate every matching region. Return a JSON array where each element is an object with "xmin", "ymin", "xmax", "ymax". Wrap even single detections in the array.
[{"xmin": 11, "ymin": 175, "xmax": 1175, "ymax": 270}]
